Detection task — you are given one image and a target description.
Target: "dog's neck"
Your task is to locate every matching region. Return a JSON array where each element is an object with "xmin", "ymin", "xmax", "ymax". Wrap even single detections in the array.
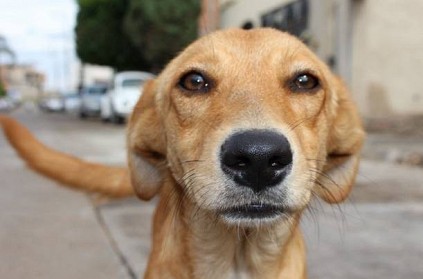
[
  {"xmin": 144, "ymin": 182, "xmax": 306, "ymax": 279},
  {"xmin": 187, "ymin": 208, "xmax": 306, "ymax": 279}
]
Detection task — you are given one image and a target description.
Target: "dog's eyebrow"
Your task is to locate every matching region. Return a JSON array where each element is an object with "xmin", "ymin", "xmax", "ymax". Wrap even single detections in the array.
[
  {"xmin": 178, "ymin": 66, "xmax": 210, "ymax": 77},
  {"xmin": 287, "ymin": 63, "xmax": 322, "ymax": 79},
  {"xmin": 289, "ymin": 61, "xmax": 320, "ymax": 74}
]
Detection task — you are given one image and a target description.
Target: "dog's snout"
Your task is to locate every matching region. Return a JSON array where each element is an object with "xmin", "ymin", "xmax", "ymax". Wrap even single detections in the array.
[{"xmin": 220, "ymin": 130, "xmax": 292, "ymax": 192}]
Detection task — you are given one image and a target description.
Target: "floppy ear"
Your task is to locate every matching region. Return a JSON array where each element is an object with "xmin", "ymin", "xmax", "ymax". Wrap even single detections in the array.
[
  {"xmin": 316, "ymin": 77, "xmax": 365, "ymax": 204},
  {"xmin": 127, "ymin": 80, "xmax": 167, "ymax": 200}
]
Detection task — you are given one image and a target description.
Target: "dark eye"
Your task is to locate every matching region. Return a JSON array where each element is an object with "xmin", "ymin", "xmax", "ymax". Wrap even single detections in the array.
[
  {"xmin": 291, "ymin": 73, "xmax": 319, "ymax": 92},
  {"xmin": 178, "ymin": 71, "xmax": 211, "ymax": 93}
]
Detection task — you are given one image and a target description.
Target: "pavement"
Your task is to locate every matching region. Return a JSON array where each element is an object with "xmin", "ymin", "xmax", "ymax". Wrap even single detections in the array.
[{"xmin": 1, "ymin": 105, "xmax": 423, "ymax": 278}]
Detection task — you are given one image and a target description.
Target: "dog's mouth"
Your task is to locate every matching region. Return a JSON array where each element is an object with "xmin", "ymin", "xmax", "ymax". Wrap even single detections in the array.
[{"xmin": 219, "ymin": 203, "xmax": 287, "ymax": 221}]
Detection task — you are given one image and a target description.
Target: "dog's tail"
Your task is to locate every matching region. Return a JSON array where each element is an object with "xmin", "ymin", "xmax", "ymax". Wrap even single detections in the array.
[{"xmin": 0, "ymin": 115, "xmax": 134, "ymax": 198}]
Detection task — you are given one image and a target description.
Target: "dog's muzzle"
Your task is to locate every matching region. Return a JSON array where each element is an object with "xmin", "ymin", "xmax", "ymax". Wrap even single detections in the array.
[{"xmin": 220, "ymin": 130, "xmax": 293, "ymax": 193}]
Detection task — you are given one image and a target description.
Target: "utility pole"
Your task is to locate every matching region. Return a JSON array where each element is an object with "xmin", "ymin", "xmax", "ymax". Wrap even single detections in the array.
[{"xmin": 78, "ymin": 62, "xmax": 85, "ymax": 94}]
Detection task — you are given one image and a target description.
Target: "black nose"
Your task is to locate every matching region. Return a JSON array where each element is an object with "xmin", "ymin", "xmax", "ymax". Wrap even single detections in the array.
[{"xmin": 220, "ymin": 130, "xmax": 293, "ymax": 193}]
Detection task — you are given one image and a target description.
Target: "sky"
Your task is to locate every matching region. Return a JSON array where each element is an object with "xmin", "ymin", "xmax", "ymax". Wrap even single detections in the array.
[{"xmin": 0, "ymin": 0, "xmax": 78, "ymax": 91}]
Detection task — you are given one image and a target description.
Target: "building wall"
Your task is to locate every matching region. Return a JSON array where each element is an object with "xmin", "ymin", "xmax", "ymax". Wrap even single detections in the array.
[
  {"xmin": 351, "ymin": 0, "xmax": 423, "ymax": 117},
  {"xmin": 0, "ymin": 65, "xmax": 44, "ymax": 99},
  {"xmin": 210, "ymin": 0, "xmax": 423, "ymax": 118},
  {"xmin": 69, "ymin": 62, "xmax": 114, "ymax": 90},
  {"xmin": 216, "ymin": 0, "xmax": 353, "ymax": 90}
]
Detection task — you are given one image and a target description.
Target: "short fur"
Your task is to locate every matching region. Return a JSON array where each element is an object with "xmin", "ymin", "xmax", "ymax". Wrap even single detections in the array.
[{"xmin": 0, "ymin": 28, "xmax": 364, "ymax": 279}]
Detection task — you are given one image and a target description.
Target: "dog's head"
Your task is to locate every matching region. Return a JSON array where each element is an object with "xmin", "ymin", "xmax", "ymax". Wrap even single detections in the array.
[{"xmin": 127, "ymin": 28, "xmax": 364, "ymax": 227}]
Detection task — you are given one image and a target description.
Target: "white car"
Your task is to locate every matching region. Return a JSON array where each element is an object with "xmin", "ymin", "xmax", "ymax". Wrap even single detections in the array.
[{"xmin": 101, "ymin": 71, "xmax": 155, "ymax": 123}]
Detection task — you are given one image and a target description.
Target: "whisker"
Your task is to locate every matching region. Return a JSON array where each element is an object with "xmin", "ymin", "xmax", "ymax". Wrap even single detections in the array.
[
  {"xmin": 288, "ymin": 116, "xmax": 312, "ymax": 132},
  {"xmin": 181, "ymin": 159, "xmax": 205, "ymax": 164}
]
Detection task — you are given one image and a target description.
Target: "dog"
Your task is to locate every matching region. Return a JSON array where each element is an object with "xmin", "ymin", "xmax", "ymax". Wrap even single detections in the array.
[{"xmin": 0, "ymin": 28, "xmax": 365, "ymax": 279}]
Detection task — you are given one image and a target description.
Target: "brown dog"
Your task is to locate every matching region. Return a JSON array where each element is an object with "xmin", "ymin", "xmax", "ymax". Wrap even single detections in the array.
[{"xmin": 1, "ymin": 28, "xmax": 364, "ymax": 279}]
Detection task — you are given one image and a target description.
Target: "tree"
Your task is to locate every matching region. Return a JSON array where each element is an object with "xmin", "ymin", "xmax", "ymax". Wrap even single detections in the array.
[
  {"xmin": 0, "ymin": 82, "xmax": 5, "ymax": 97},
  {"xmin": 123, "ymin": 0, "xmax": 201, "ymax": 71},
  {"xmin": 75, "ymin": 0, "xmax": 151, "ymax": 71},
  {"xmin": 75, "ymin": 0, "xmax": 201, "ymax": 73}
]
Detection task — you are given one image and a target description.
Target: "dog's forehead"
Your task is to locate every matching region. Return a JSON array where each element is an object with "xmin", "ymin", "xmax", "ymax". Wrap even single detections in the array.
[
  {"xmin": 192, "ymin": 28, "xmax": 302, "ymax": 54},
  {"xmin": 162, "ymin": 28, "xmax": 321, "ymax": 79}
]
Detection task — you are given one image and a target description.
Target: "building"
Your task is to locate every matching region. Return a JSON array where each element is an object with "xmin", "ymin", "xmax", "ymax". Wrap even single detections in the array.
[
  {"xmin": 0, "ymin": 35, "xmax": 45, "ymax": 99},
  {"xmin": 200, "ymin": 0, "xmax": 423, "ymax": 120},
  {"xmin": 0, "ymin": 64, "xmax": 45, "ymax": 100},
  {"xmin": 69, "ymin": 62, "xmax": 114, "ymax": 92}
]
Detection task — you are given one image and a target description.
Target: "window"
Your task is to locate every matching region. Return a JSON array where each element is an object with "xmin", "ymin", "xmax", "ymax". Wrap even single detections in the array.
[
  {"xmin": 121, "ymin": 79, "xmax": 143, "ymax": 88},
  {"xmin": 261, "ymin": 0, "xmax": 309, "ymax": 38}
]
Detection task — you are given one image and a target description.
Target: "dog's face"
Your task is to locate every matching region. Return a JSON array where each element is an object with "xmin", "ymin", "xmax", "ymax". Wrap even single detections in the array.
[{"xmin": 128, "ymin": 28, "xmax": 364, "ymax": 227}]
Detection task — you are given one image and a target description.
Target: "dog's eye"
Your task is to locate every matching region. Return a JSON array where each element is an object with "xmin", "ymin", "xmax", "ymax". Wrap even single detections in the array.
[
  {"xmin": 291, "ymin": 73, "xmax": 319, "ymax": 92},
  {"xmin": 178, "ymin": 71, "xmax": 210, "ymax": 93}
]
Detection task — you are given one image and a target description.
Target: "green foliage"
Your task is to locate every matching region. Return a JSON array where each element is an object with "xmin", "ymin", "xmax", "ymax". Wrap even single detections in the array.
[
  {"xmin": 75, "ymin": 0, "xmax": 151, "ymax": 71},
  {"xmin": 75, "ymin": 0, "xmax": 201, "ymax": 72},
  {"xmin": 0, "ymin": 81, "xmax": 5, "ymax": 97},
  {"xmin": 124, "ymin": 0, "xmax": 201, "ymax": 70}
]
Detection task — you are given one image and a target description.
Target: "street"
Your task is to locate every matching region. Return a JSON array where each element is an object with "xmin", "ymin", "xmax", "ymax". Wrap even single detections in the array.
[{"xmin": 1, "ymin": 106, "xmax": 423, "ymax": 278}]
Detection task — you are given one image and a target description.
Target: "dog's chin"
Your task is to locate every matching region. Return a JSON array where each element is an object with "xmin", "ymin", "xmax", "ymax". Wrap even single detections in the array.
[{"xmin": 217, "ymin": 204, "xmax": 292, "ymax": 228}]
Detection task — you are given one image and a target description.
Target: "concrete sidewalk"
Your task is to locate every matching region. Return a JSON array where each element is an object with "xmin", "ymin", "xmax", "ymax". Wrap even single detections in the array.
[
  {"xmin": 0, "ymin": 109, "xmax": 132, "ymax": 279},
  {"xmin": 363, "ymin": 132, "xmax": 423, "ymax": 167},
  {"xmin": 306, "ymin": 160, "xmax": 423, "ymax": 278},
  {"xmin": 1, "ymin": 109, "xmax": 423, "ymax": 278},
  {"xmin": 0, "ymin": 140, "xmax": 131, "ymax": 278}
]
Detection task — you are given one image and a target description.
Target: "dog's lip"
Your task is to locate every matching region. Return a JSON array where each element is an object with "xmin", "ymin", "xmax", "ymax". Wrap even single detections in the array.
[{"xmin": 220, "ymin": 203, "xmax": 286, "ymax": 219}]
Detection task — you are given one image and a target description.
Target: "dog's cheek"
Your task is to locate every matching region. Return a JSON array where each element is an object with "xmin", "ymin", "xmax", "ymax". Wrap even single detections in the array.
[
  {"xmin": 288, "ymin": 91, "xmax": 325, "ymax": 121},
  {"xmin": 163, "ymin": 128, "xmax": 210, "ymax": 193},
  {"xmin": 169, "ymin": 91, "xmax": 213, "ymax": 122},
  {"xmin": 283, "ymin": 127, "xmax": 323, "ymax": 209},
  {"xmin": 182, "ymin": 128, "xmax": 230, "ymax": 210},
  {"xmin": 165, "ymin": 147, "xmax": 184, "ymax": 184}
]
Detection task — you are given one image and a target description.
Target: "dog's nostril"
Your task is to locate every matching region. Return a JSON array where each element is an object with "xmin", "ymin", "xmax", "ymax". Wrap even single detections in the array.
[
  {"xmin": 235, "ymin": 157, "xmax": 249, "ymax": 169},
  {"xmin": 223, "ymin": 155, "xmax": 250, "ymax": 170},
  {"xmin": 269, "ymin": 156, "xmax": 292, "ymax": 170},
  {"xmin": 220, "ymin": 130, "xmax": 293, "ymax": 192},
  {"xmin": 269, "ymin": 156, "xmax": 283, "ymax": 169}
]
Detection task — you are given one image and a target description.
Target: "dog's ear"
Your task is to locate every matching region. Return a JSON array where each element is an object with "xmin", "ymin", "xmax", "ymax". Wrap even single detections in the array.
[
  {"xmin": 315, "ymin": 77, "xmax": 365, "ymax": 204},
  {"xmin": 127, "ymin": 80, "xmax": 166, "ymax": 200}
]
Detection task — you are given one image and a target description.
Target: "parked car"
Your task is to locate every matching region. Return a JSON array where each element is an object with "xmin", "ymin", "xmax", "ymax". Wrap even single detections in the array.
[
  {"xmin": 63, "ymin": 92, "xmax": 81, "ymax": 115},
  {"xmin": 79, "ymin": 85, "xmax": 108, "ymax": 118},
  {"xmin": 7, "ymin": 89, "xmax": 22, "ymax": 106},
  {"xmin": 0, "ymin": 89, "xmax": 22, "ymax": 112},
  {"xmin": 38, "ymin": 95, "xmax": 65, "ymax": 112},
  {"xmin": 100, "ymin": 72, "xmax": 155, "ymax": 123},
  {"xmin": 0, "ymin": 96, "xmax": 15, "ymax": 112}
]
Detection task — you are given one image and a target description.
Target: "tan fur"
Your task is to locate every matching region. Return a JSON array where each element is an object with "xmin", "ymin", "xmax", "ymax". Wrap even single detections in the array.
[
  {"xmin": 0, "ymin": 115, "xmax": 133, "ymax": 197},
  {"xmin": 0, "ymin": 28, "xmax": 365, "ymax": 279}
]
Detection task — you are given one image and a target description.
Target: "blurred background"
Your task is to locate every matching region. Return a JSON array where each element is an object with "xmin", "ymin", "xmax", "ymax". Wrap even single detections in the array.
[
  {"xmin": 1, "ymin": 0, "xmax": 423, "ymax": 278},
  {"xmin": 1, "ymin": 0, "xmax": 423, "ymax": 128}
]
